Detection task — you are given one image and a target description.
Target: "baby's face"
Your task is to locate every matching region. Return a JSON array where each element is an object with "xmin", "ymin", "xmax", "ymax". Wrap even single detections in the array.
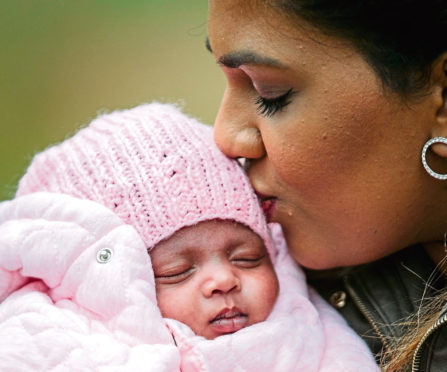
[{"xmin": 150, "ymin": 219, "xmax": 279, "ymax": 340}]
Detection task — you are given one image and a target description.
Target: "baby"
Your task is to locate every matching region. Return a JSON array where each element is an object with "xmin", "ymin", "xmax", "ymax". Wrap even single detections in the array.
[
  {"xmin": 0, "ymin": 103, "xmax": 378, "ymax": 371},
  {"xmin": 151, "ymin": 219, "xmax": 278, "ymax": 340}
]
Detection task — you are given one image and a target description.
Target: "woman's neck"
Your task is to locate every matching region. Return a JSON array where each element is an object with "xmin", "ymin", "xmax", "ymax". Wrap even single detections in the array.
[{"xmin": 424, "ymin": 242, "xmax": 447, "ymax": 276}]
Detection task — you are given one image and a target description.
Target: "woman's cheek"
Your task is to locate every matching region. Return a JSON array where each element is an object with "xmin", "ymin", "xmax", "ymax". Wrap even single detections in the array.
[{"xmin": 263, "ymin": 133, "xmax": 332, "ymax": 192}]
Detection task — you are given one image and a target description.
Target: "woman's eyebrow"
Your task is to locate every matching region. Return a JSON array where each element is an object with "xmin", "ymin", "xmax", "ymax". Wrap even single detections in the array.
[
  {"xmin": 205, "ymin": 37, "xmax": 212, "ymax": 53},
  {"xmin": 219, "ymin": 51, "xmax": 285, "ymax": 68},
  {"xmin": 205, "ymin": 36, "xmax": 286, "ymax": 68}
]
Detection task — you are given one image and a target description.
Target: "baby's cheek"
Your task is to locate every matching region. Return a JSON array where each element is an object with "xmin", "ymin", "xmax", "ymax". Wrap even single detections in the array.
[
  {"xmin": 250, "ymin": 268, "xmax": 279, "ymax": 323},
  {"xmin": 156, "ymin": 285, "xmax": 199, "ymax": 332},
  {"xmin": 266, "ymin": 271, "xmax": 280, "ymax": 309},
  {"xmin": 155, "ymin": 287, "xmax": 177, "ymax": 318}
]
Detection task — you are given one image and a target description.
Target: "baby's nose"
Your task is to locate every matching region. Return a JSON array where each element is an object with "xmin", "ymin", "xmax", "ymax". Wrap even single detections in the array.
[{"xmin": 201, "ymin": 265, "xmax": 241, "ymax": 297}]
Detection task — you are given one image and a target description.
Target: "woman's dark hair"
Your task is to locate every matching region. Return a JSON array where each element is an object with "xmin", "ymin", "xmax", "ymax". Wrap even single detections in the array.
[{"xmin": 271, "ymin": 0, "xmax": 446, "ymax": 98}]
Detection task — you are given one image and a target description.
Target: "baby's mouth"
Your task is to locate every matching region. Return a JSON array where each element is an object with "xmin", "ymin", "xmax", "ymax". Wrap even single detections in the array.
[{"xmin": 210, "ymin": 308, "xmax": 248, "ymax": 334}]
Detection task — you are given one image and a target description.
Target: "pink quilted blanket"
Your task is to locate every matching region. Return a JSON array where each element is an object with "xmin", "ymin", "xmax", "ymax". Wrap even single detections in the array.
[{"xmin": 0, "ymin": 192, "xmax": 378, "ymax": 371}]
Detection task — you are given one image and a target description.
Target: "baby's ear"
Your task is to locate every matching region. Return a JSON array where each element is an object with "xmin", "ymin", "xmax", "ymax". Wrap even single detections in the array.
[{"xmin": 430, "ymin": 53, "xmax": 447, "ymax": 157}]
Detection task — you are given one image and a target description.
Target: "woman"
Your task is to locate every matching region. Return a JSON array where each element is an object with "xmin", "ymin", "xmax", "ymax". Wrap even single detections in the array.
[{"xmin": 207, "ymin": 0, "xmax": 447, "ymax": 370}]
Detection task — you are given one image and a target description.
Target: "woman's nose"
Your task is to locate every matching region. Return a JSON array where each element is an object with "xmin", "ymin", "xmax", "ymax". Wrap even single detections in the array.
[
  {"xmin": 213, "ymin": 89, "xmax": 266, "ymax": 159},
  {"xmin": 201, "ymin": 264, "xmax": 241, "ymax": 298}
]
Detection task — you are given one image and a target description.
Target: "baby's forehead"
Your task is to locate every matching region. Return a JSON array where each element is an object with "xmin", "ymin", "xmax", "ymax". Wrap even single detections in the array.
[{"xmin": 149, "ymin": 219, "xmax": 267, "ymax": 261}]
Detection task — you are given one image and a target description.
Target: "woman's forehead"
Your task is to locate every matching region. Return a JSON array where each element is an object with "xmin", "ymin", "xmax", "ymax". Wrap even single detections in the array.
[{"xmin": 208, "ymin": 0, "xmax": 357, "ymax": 69}]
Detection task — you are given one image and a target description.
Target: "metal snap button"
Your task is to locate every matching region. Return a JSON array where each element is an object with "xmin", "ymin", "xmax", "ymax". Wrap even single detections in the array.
[
  {"xmin": 329, "ymin": 290, "xmax": 347, "ymax": 309},
  {"xmin": 96, "ymin": 248, "xmax": 113, "ymax": 264}
]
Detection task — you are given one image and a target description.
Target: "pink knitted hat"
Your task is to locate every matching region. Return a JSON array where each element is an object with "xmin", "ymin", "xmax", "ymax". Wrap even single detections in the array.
[{"xmin": 17, "ymin": 103, "xmax": 274, "ymax": 258}]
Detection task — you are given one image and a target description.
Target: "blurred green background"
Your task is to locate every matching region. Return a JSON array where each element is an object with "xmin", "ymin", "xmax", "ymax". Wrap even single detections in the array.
[{"xmin": 0, "ymin": 1, "xmax": 224, "ymax": 201}]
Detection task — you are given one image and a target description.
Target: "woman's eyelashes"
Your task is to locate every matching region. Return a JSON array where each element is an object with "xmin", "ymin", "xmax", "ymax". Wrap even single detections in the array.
[{"xmin": 255, "ymin": 88, "xmax": 294, "ymax": 117}]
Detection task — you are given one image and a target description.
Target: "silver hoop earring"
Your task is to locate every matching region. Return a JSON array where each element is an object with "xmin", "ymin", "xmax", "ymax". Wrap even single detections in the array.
[{"xmin": 421, "ymin": 137, "xmax": 447, "ymax": 180}]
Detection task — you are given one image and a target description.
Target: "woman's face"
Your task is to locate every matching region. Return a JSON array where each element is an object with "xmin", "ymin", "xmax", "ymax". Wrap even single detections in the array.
[{"xmin": 208, "ymin": 0, "xmax": 437, "ymax": 269}]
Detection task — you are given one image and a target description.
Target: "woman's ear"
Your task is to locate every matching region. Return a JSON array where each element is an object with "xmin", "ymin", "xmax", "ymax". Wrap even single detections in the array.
[{"xmin": 429, "ymin": 52, "xmax": 447, "ymax": 157}]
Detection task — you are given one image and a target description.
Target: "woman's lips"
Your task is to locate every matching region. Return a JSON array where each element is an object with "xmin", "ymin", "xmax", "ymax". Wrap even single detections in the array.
[
  {"xmin": 209, "ymin": 308, "xmax": 248, "ymax": 335},
  {"xmin": 255, "ymin": 191, "xmax": 277, "ymax": 222},
  {"xmin": 261, "ymin": 198, "xmax": 277, "ymax": 222}
]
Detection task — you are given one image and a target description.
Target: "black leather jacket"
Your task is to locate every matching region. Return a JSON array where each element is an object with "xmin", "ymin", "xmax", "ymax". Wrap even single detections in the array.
[{"xmin": 307, "ymin": 245, "xmax": 447, "ymax": 371}]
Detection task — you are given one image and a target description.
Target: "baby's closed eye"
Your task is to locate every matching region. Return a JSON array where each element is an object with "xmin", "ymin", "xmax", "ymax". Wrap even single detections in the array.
[
  {"xmin": 154, "ymin": 265, "xmax": 195, "ymax": 284},
  {"xmin": 231, "ymin": 254, "xmax": 266, "ymax": 268},
  {"xmin": 229, "ymin": 242, "xmax": 268, "ymax": 269}
]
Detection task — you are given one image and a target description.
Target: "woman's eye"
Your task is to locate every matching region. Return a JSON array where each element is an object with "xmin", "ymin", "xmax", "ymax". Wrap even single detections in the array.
[
  {"xmin": 154, "ymin": 268, "xmax": 193, "ymax": 284},
  {"xmin": 255, "ymin": 88, "xmax": 294, "ymax": 117}
]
